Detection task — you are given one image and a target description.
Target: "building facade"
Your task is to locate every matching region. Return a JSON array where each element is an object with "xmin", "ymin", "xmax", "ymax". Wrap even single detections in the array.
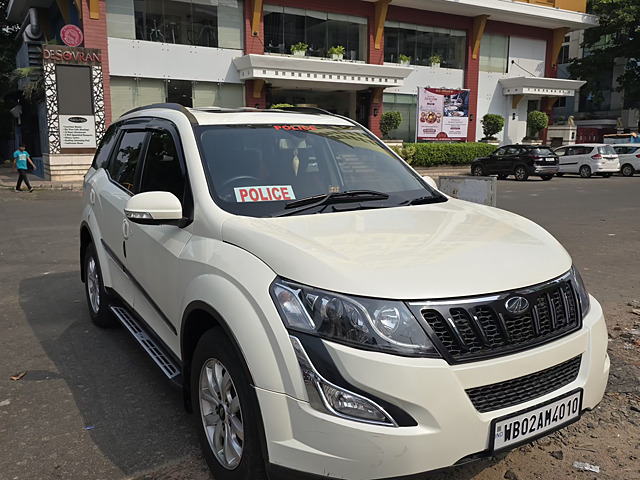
[{"xmin": 8, "ymin": 0, "xmax": 596, "ymax": 181}]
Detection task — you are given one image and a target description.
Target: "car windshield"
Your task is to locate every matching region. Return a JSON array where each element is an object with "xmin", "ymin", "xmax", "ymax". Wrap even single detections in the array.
[
  {"xmin": 195, "ymin": 124, "xmax": 443, "ymax": 217},
  {"xmin": 597, "ymin": 146, "xmax": 617, "ymax": 155}
]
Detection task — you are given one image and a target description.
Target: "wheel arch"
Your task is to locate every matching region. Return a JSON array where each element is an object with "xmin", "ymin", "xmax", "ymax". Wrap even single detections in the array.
[
  {"xmin": 80, "ymin": 222, "xmax": 94, "ymax": 283},
  {"xmin": 181, "ymin": 301, "xmax": 271, "ymax": 464}
]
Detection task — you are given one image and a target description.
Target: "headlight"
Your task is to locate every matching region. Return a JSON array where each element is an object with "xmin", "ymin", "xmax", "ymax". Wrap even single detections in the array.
[
  {"xmin": 271, "ymin": 279, "xmax": 439, "ymax": 357},
  {"xmin": 571, "ymin": 265, "xmax": 591, "ymax": 319}
]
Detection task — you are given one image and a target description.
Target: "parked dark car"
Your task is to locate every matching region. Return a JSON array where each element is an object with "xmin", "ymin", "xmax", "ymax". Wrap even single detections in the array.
[{"xmin": 471, "ymin": 144, "xmax": 559, "ymax": 181}]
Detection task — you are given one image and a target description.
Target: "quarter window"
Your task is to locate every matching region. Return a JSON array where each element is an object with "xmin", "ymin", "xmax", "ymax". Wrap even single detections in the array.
[{"xmin": 109, "ymin": 131, "xmax": 147, "ymax": 192}]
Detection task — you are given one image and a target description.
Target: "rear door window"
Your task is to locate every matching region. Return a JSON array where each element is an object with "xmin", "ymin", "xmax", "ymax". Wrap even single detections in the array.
[{"xmin": 93, "ymin": 123, "xmax": 121, "ymax": 170}]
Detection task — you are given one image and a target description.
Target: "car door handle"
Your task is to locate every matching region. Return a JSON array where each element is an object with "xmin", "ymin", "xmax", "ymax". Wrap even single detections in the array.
[{"xmin": 122, "ymin": 218, "xmax": 131, "ymax": 240}]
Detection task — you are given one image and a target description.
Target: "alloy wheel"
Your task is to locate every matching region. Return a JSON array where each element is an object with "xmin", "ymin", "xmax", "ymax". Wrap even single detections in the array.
[{"xmin": 199, "ymin": 359, "xmax": 244, "ymax": 470}]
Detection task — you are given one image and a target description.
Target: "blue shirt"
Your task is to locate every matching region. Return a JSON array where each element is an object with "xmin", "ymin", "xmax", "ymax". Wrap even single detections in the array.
[{"xmin": 14, "ymin": 150, "xmax": 29, "ymax": 170}]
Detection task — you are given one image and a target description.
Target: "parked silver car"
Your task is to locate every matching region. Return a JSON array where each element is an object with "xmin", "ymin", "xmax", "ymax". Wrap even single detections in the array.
[
  {"xmin": 554, "ymin": 144, "xmax": 620, "ymax": 178},
  {"xmin": 612, "ymin": 143, "xmax": 640, "ymax": 177}
]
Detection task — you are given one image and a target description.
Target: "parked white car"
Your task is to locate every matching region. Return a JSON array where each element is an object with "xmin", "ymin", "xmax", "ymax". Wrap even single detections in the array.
[
  {"xmin": 612, "ymin": 143, "xmax": 640, "ymax": 177},
  {"xmin": 80, "ymin": 104, "xmax": 609, "ymax": 480},
  {"xmin": 554, "ymin": 144, "xmax": 620, "ymax": 178}
]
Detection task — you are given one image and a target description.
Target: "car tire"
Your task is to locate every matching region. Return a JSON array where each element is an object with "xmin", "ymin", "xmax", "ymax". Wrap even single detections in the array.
[
  {"xmin": 556, "ymin": 172, "xmax": 564, "ymax": 177},
  {"xmin": 540, "ymin": 174, "xmax": 553, "ymax": 181},
  {"xmin": 191, "ymin": 328, "xmax": 267, "ymax": 480},
  {"xmin": 621, "ymin": 164, "xmax": 635, "ymax": 177},
  {"xmin": 84, "ymin": 243, "xmax": 116, "ymax": 328},
  {"xmin": 579, "ymin": 165, "xmax": 592, "ymax": 178},
  {"xmin": 514, "ymin": 165, "xmax": 529, "ymax": 181},
  {"xmin": 497, "ymin": 174, "xmax": 508, "ymax": 180},
  {"xmin": 471, "ymin": 164, "xmax": 484, "ymax": 176}
]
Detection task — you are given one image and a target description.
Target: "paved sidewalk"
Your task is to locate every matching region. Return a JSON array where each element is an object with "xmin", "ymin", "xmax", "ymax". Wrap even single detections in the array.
[
  {"xmin": 0, "ymin": 165, "xmax": 83, "ymax": 191},
  {"xmin": 0, "ymin": 164, "xmax": 470, "ymax": 192}
]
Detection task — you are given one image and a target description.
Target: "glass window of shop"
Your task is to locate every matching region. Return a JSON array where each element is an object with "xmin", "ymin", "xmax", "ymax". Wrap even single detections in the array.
[
  {"xmin": 110, "ymin": 77, "xmax": 244, "ymax": 120},
  {"xmin": 384, "ymin": 22, "xmax": 466, "ymax": 69},
  {"xmin": 106, "ymin": 0, "xmax": 242, "ymax": 49},
  {"xmin": 263, "ymin": 5, "xmax": 367, "ymax": 61},
  {"xmin": 383, "ymin": 93, "xmax": 417, "ymax": 143},
  {"xmin": 479, "ymin": 33, "xmax": 509, "ymax": 73}
]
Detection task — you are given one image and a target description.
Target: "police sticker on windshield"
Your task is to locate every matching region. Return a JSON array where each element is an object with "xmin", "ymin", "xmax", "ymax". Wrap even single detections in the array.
[{"xmin": 234, "ymin": 186, "xmax": 296, "ymax": 202}]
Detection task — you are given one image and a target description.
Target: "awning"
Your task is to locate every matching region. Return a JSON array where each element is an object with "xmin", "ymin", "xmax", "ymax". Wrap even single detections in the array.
[
  {"xmin": 499, "ymin": 76, "xmax": 586, "ymax": 98},
  {"xmin": 233, "ymin": 54, "xmax": 413, "ymax": 92}
]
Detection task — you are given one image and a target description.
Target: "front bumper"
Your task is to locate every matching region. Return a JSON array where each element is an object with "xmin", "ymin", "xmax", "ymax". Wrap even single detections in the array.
[{"xmin": 257, "ymin": 297, "xmax": 609, "ymax": 480}]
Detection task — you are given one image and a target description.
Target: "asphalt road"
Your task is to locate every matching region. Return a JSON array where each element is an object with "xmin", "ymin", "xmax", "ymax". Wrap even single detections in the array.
[{"xmin": 0, "ymin": 176, "xmax": 638, "ymax": 479}]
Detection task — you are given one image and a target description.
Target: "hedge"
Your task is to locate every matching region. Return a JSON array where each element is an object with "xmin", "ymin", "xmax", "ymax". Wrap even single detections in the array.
[{"xmin": 390, "ymin": 142, "xmax": 497, "ymax": 167}]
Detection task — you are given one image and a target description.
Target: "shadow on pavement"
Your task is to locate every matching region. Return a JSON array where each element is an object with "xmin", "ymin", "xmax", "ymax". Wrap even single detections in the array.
[{"xmin": 19, "ymin": 271, "xmax": 200, "ymax": 476}]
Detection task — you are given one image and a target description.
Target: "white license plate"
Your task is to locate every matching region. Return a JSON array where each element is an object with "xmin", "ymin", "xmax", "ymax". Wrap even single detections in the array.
[{"xmin": 491, "ymin": 389, "xmax": 582, "ymax": 451}]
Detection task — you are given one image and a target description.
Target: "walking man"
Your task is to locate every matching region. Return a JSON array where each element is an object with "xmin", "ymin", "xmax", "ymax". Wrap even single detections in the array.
[{"xmin": 12, "ymin": 144, "xmax": 36, "ymax": 192}]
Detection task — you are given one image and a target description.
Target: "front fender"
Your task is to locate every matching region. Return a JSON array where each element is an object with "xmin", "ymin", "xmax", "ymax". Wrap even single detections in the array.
[{"xmin": 179, "ymin": 245, "xmax": 306, "ymax": 400}]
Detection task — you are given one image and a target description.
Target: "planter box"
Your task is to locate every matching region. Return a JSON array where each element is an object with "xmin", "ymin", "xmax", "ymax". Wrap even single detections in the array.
[
  {"xmin": 292, "ymin": 50, "xmax": 306, "ymax": 57},
  {"xmin": 330, "ymin": 53, "xmax": 343, "ymax": 61}
]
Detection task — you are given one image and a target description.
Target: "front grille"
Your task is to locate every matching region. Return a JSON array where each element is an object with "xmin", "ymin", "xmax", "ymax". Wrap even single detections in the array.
[
  {"xmin": 465, "ymin": 356, "xmax": 581, "ymax": 413},
  {"xmin": 410, "ymin": 273, "xmax": 581, "ymax": 363}
]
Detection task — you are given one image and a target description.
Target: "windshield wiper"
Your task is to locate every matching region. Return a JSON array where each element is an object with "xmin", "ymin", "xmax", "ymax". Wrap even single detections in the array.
[
  {"xmin": 400, "ymin": 194, "xmax": 448, "ymax": 206},
  {"xmin": 270, "ymin": 190, "xmax": 390, "ymax": 217}
]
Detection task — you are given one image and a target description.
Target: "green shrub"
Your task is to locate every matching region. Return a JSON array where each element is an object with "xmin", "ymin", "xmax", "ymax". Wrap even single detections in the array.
[
  {"xmin": 380, "ymin": 111, "xmax": 402, "ymax": 139},
  {"xmin": 395, "ymin": 143, "xmax": 497, "ymax": 167},
  {"xmin": 527, "ymin": 111, "xmax": 549, "ymax": 138},
  {"xmin": 480, "ymin": 114, "xmax": 505, "ymax": 140}
]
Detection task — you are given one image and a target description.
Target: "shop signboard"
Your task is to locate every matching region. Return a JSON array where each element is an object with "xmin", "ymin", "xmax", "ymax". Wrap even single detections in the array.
[
  {"xmin": 60, "ymin": 25, "xmax": 84, "ymax": 47},
  {"xmin": 417, "ymin": 87, "xmax": 470, "ymax": 142},
  {"xmin": 59, "ymin": 115, "xmax": 97, "ymax": 148}
]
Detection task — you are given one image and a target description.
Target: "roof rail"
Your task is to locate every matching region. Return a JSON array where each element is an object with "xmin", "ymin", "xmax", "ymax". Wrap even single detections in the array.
[
  {"xmin": 276, "ymin": 106, "xmax": 333, "ymax": 115},
  {"xmin": 123, "ymin": 103, "xmax": 198, "ymax": 124}
]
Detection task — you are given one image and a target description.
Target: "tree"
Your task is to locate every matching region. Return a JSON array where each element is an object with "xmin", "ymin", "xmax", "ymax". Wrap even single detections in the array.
[
  {"xmin": 480, "ymin": 114, "xmax": 505, "ymax": 140},
  {"xmin": 569, "ymin": 0, "xmax": 640, "ymax": 109},
  {"xmin": 379, "ymin": 111, "xmax": 402, "ymax": 139},
  {"xmin": 0, "ymin": 0, "xmax": 20, "ymax": 145},
  {"xmin": 527, "ymin": 111, "xmax": 549, "ymax": 139}
]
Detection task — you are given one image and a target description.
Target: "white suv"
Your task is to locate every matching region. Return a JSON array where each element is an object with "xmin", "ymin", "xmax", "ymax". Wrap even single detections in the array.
[{"xmin": 80, "ymin": 104, "xmax": 609, "ymax": 480}]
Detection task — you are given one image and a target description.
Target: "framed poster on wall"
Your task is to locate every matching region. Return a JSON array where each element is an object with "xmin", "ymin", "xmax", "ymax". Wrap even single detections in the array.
[{"xmin": 416, "ymin": 88, "xmax": 470, "ymax": 142}]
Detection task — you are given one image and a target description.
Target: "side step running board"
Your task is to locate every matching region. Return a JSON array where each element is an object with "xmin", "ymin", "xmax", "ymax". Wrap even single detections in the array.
[{"xmin": 111, "ymin": 306, "xmax": 181, "ymax": 380}]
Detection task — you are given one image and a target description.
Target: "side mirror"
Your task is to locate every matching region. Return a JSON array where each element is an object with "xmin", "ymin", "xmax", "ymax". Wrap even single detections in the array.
[
  {"xmin": 422, "ymin": 175, "xmax": 438, "ymax": 190},
  {"xmin": 125, "ymin": 191, "xmax": 183, "ymax": 226}
]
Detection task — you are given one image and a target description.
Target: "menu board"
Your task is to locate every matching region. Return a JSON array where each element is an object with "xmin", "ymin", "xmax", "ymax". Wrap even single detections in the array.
[{"xmin": 417, "ymin": 88, "xmax": 470, "ymax": 142}]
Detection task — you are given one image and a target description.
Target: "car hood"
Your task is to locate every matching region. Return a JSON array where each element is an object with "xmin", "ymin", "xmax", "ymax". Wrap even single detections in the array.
[{"xmin": 221, "ymin": 199, "xmax": 572, "ymax": 299}]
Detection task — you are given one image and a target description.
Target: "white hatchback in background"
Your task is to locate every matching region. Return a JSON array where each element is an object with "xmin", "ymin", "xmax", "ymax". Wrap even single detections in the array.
[
  {"xmin": 612, "ymin": 143, "xmax": 640, "ymax": 177},
  {"xmin": 554, "ymin": 144, "xmax": 620, "ymax": 178}
]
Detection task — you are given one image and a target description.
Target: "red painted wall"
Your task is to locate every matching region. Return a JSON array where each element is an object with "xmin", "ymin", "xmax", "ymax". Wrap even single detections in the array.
[{"xmin": 80, "ymin": 0, "xmax": 111, "ymax": 127}]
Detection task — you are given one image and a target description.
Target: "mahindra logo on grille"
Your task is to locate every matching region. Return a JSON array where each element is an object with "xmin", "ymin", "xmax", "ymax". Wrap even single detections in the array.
[{"xmin": 505, "ymin": 296, "xmax": 529, "ymax": 315}]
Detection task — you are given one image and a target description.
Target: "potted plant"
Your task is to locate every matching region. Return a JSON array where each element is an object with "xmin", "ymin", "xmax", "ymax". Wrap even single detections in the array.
[
  {"xmin": 380, "ymin": 111, "xmax": 402, "ymax": 140},
  {"xmin": 327, "ymin": 45, "xmax": 345, "ymax": 61},
  {"xmin": 480, "ymin": 113, "xmax": 505, "ymax": 144},
  {"xmin": 429, "ymin": 53, "xmax": 442, "ymax": 67},
  {"xmin": 290, "ymin": 42, "xmax": 308, "ymax": 57},
  {"xmin": 524, "ymin": 110, "xmax": 549, "ymax": 143},
  {"xmin": 398, "ymin": 54, "xmax": 411, "ymax": 66}
]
